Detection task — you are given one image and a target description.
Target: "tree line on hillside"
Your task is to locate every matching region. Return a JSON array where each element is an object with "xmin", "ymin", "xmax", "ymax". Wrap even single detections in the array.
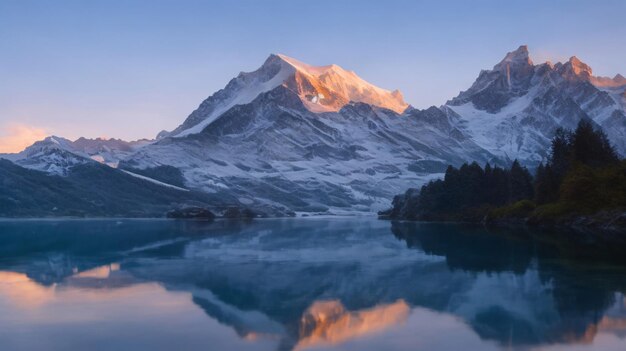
[{"xmin": 381, "ymin": 119, "xmax": 626, "ymax": 224}]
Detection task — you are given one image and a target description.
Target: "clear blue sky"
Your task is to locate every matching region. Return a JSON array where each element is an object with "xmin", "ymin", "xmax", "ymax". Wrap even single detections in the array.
[{"xmin": 1, "ymin": 0, "xmax": 625, "ymax": 148}]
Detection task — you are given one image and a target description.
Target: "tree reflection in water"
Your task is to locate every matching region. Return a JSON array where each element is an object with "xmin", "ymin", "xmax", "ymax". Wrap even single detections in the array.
[{"xmin": 1, "ymin": 219, "xmax": 626, "ymax": 351}]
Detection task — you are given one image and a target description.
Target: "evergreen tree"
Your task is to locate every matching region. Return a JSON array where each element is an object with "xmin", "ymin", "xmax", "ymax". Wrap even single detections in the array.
[
  {"xmin": 386, "ymin": 118, "xmax": 623, "ymax": 222},
  {"xmin": 571, "ymin": 119, "xmax": 619, "ymax": 168},
  {"xmin": 509, "ymin": 160, "xmax": 534, "ymax": 203},
  {"xmin": 550, "ymin": 127, "xmax": 572, "ymax": 182},
  {"xmin": 534, "ymin": 163, "xmax": 559, "ymax": 204}
]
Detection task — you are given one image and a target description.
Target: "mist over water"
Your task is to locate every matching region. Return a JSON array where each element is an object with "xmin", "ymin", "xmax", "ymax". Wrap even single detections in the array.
[{"xmin": 1, "ymin": 218, "xmax": 626, "ymax": 351}]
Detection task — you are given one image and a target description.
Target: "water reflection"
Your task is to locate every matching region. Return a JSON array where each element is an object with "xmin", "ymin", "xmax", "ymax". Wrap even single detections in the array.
[
  {"xmin": 296, "ymin": 299, "xmax": 410, "ymax": 350},
  {"xmin": 1, "ymin": 219, "xmax": 626, "ymax": 350}
]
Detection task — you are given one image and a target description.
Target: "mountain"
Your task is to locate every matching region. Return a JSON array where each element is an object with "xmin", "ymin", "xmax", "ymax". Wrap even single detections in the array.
[
  {"xmin": 121, "ymin": 54, "xmax": 494, "ymax": 213},
  {"xmin": 0, "ymin": 158, "xmax": 236, "ymax": 217},
  {"xmin": 445, "ymin": 45, "xmax": 626, "ymax": 166},
  {"xmin": 168, "ymin": 54, "xmax": 409, "ymax": 138},
  {"xmin": 0, "ymin": 136, "xmax": 150, "ymax": 175},
  {"xmin": 2, "ymin": 46, "xmax": 624, "ymax": 216}
]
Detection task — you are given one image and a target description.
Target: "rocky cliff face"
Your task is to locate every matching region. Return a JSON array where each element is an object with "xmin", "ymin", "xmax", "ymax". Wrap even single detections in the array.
[
  {"xmin": 3, "ymin": 46, "xmax": 624, "ymax": 214},
  {"xmin": 122, "ymin": 55, "xmax": 495, "ymax": 213},
  {"xmin": 446, "ymin": 45, "xmax": 626, "ymax": 166}
]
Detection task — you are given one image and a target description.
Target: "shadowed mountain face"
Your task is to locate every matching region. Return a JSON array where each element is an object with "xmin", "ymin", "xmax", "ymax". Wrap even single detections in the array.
[
  {"xmin": 0, "ymin": 159, "xmax": 248, "ymax": 217},
  {"xmin": 2, "ymin": 219, "xmax": 626, "ymax": 351},
  {"xmin": 122, "ymin": 54, "xmax": 499, "ymax": 213},
  {"xmin": 125, "ymin": 86, "xmax": 494, "ymax": 213},
  {"xmin": 2, "ymin": 46, "xmax": 624, "ymax": 215},
  {"xmin": 446, "ymin": 45, "xmax": 626, "ymax": 166},
  {"xmin": 1, "ymin": 136, "xmax": 151, "ymax": 174}
]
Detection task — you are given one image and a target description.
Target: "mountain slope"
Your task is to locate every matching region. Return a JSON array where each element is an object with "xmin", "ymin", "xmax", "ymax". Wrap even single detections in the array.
[
  {"xmin": 0, "ymin": 158, "xmax": 243, "ymax": 217},
  {"xmin": 0, "ymin": 136, "xmax": 151, "ymax": 174},
  {"xmin": 123, "ymin": 56, "xmax": 495, "ymax": 213},
  {"xmin": 169, "ymin": 54, "xmax": 409, "ymax": 138},
  {"xmin": 4, "ymin": 47, "xmax": 624, "ymax": 216},
  {"xmin": 445, "ymin": 45, "xmax": 626, "ymax": 165}
]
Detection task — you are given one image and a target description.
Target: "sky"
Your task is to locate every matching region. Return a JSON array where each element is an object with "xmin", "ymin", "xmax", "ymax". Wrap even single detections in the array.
[{"xmin": 1, "ymin": 0, "xmax": 625, "ymax": 152}]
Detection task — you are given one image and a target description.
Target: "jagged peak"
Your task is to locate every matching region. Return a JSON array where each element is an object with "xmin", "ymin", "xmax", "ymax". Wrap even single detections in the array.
[
  {"xmin": 172, "ymin": 53, "xmax": 409, "ymax": 137},
  {"xmin": 258, "ymin": 53, "xmax": 408, "ymax": 113},
  {"xmin": 567, "ymin": 56, "xmax": 592, "ymax": 76},
  {"xmin": 42, "ymin": 135, "xmax": 71, "ymax": 146},
  {"xmin": 273, "ymin": 53, "xmax": 351, "ymax": 77},
  {"xmin": 19, "ymin": 135, "xmax": 76, "ymax": 157},
  {"xmin": 495, "ymin": 45, "xmax": 533, "ymax": 69}
]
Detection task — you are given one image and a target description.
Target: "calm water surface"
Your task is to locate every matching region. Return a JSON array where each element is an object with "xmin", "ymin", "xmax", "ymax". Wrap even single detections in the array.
[{"xmin": 1, "ymin": 218, "xmax": 626, "ymax": 351}]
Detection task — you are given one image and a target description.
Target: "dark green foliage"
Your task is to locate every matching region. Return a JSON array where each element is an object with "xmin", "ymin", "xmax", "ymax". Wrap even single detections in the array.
[
  {"xmin": 382, "ymin": 160, "xmax": 534, "ymax": 221},
  {"xmin": 571, "ymin": 120, "xmax": 619, "ymax": 168},
  {"xmin": 509, "ymin": 160, "xmax": 534, "ymax": 203},
  {"xmin": 383, "ymin": 119, "xmax": 624, "ymax": 225},
  {"xmin": 550, "ymin": 128, "xmax": 572, "ymax": 182},
  {"xmin": 488, "ymin": 200, "xmax": 536, "ymax": 220},
  {"xmin": 524, "ymin": 120, "xmax": 624, "ymax": 224},
  {"xmin": 533, "ymin": 119, "xmax": 621, "ymax": 207},
  {"xmin": 557, "ymin": 161, "xmax": 626, "ymax": 212},
  {"xmin": 534, "ymin": 163, "xmax": 559, "ymax": 205}
]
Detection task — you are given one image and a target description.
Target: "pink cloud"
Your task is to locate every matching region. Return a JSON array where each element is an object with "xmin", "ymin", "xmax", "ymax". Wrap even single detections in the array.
[{"xmin": 0, "ymin": 123, "xmax": 48, "ymax": 153}]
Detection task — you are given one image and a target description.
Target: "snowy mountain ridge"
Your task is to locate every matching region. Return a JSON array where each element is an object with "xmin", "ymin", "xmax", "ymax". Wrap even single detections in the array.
[
  {"xmin": 3, "ymin": 46, "xmax": 625, "ymax": 214},
  {"xmin": 445, "ymin": 45, "xmax": 626, "ymax": 166},
  {"xmin": 1, "ymin": 136, "xmax": 151, "ymax": 175},
  {"xmin": 169, "ymin": 54, "xmax": 409, "ymax": 138}
]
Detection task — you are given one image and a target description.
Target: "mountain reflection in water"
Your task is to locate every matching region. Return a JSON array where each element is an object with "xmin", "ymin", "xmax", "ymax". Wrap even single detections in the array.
[{"xmin": 1, "ymin": 218, "xmax": 626, "ymax": 351}]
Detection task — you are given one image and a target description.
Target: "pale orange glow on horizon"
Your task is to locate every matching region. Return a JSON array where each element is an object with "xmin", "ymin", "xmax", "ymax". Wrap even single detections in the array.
[
  {"xmin": 0, "ymin": 271, "xmax": 55, "ymax": 308},
  {"xmin": 0, "ymin": 268, "xmax": 188, "ymax": 311},
  {"xmin": 0, "ymin": 123, "xmax": 48, "ymax": 153}
]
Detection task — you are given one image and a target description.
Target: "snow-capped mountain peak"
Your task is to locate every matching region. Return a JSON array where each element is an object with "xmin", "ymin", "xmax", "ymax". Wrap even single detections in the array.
[
  {"xmin": 23, "ymin": 136, "xmax": 75, "ymax": 155},
  {"xmin": 557, "ymin": 55, "xmax": 594, "ymax": 81},
  {"xmin": 275, "ymin": 53, "xmax": 408, "ymax": 113},
  {"xmin": 0, "ymin": 135, "xmax": 151, "ymax": 175},
  {"xmin": 1, "ymin": 136, "xmax": 92, "ymax": 176},
  {"xmin": 446, "ymin": 45, "xmax": 626, "ymax": 165},
  {"xmin": 169, "ymin": 54, "xmax": 408, "ymax": 137},
  {"xmin": 7, "ymin": 45, "xmax": 625, "ymax": 215},
  {"xmin": 495, "ymin": 45, "xmax": 533, "ymax": 69},
  {"xmin": 568, "ymin": 56, "xmax": 591, "ymax": 75}
]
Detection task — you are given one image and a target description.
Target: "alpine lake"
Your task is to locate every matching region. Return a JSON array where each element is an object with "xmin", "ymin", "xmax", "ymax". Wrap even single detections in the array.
[{"xmin": 1, "ymin": 218, "xmax": 626, "ymax": 351}]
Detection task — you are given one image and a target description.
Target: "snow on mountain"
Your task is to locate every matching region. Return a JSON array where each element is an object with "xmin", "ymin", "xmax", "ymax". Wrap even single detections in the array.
[
  {"xmin": 169, "ymin": 54, "xmax": 409, "ymax": 138},
  {"xmin": 0, "ymin": 136, "xmax": 93, "ymax": 176},
  {"xmin": 6, "ymin": 46, "xmax": 625, "ymax": 214},
  {"xmin": 446, "ymin": 45, "xmax": 626, "ymax": 165},
  {"xmin": 276, "ymin": 54, "xmax": 408, "ymax": 113},
  {"xmin": 123, "ymin": 57, "xmax": 493, "ymax": 213},
  {"xmin": 72, "ymin": 137, "xmax": 151, "ymax": 166},
  {"xmin": 121, "ymin": 48, "xmax": 626, "ymax": 213},
  {"xmin": 0, "ymin": 136, "xmax": 151, "ymax": 175},
  {"xmin": 591, "ymin": 73, "xmax": 626, "ymax": 88}
]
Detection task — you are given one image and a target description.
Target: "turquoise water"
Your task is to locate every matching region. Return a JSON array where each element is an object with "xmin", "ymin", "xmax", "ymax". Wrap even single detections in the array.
[{"xmin": 1, "ymin": 218, "xmax": 626, "ymax": 351}]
